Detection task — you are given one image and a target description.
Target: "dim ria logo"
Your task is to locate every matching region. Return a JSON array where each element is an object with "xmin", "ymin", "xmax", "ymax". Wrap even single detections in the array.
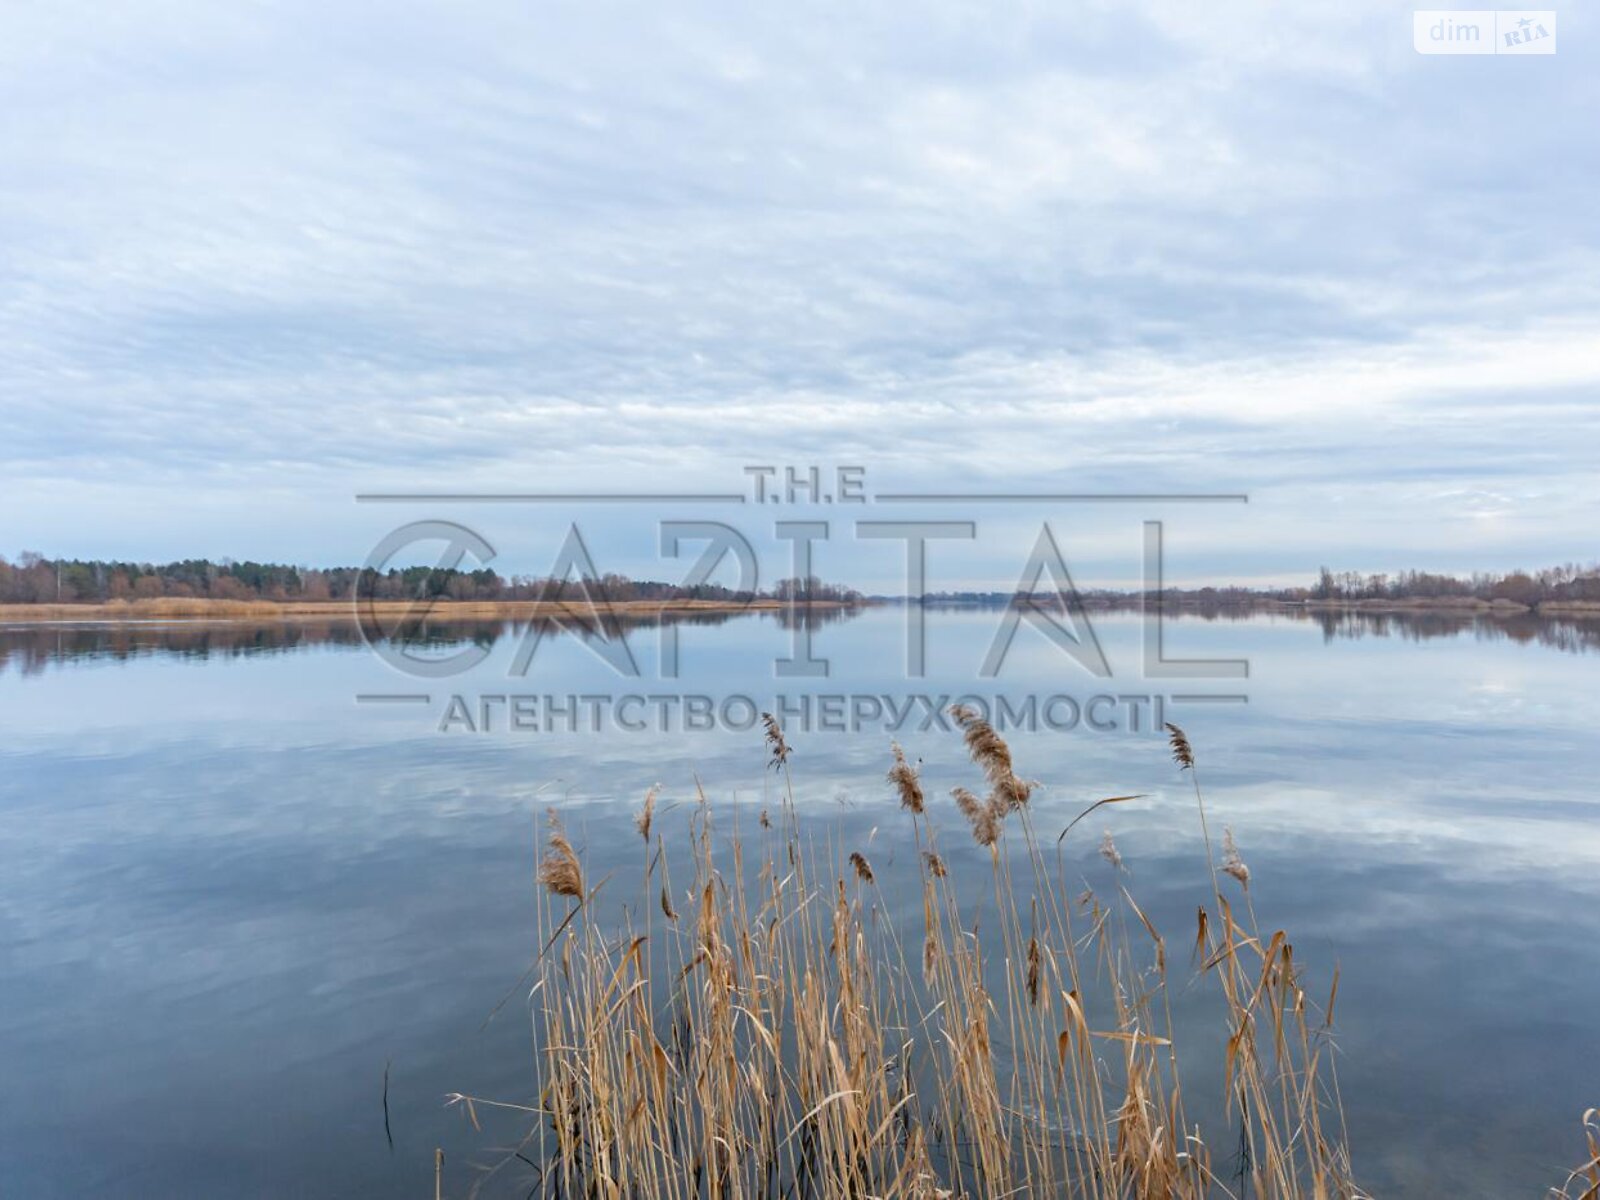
[
  {"xmin": 349, "ymin": 466, "xmax": 1250, "ymax": 737},
  {"xmin": 1414, "ymin": 10, "xmax": 1556, "ymax": 53}
]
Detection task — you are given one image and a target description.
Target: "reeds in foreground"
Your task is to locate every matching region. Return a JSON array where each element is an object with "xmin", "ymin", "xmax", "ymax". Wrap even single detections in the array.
[
  {"xmin": 448, "ymin": 719, "xmax": 1590, "ymax": 1199},
  {"xmin": 1552, "ymin": 1108, "xmax": 1600, "ymax": 1200}
]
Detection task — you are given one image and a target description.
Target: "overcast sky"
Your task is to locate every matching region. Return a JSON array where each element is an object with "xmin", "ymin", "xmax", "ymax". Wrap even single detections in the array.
[{"xmin": 2, "ymin": 2, "xmax": 1596, "ymax": 588}]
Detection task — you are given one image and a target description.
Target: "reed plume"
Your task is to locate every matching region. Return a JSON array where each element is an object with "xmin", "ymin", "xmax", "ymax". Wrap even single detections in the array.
[
  {"xmin": 953, "ymin": 785, "xmax": 999, "ymax": 847},
  {"xmin": 1100, "ymin": 829, "xmax": 1124, "ymax": 871},
  {"xmin": 952, "ymin": 785, "xmax": 983, "ymax": 825},
  {"xmin": 761, "ymin": 712, "xmax": 791, "ymax": 769},
  {"xmin": 1221, "ymin": 827, "xmax": 1250, "ymax": 889},
  {"xmin": 1165, "ymin": 722, "xmax": 1195, "ymax": 769},
  {"xmin": 951, "ymin": 703, "xmax": 1032, "ymax": 811},
  {"xmin": 536, "ymin": 811, "xmax": 583, "ymax": 899},
  {"xmin": 849, "ymin": 851, "xmax": 876, "ymax": 884},
  {"xmin": 887, "ymin": 742, "xmax": 925, "ymax": 814},
  {"xmin": 636, "ymin": 784, "xmax": 658, "ymax": 842}
]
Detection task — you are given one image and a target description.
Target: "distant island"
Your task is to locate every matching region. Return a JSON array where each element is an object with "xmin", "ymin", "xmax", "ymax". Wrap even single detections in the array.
[{"xmin": 1, "ymin": 551, "xmax": 1597, "ymax": 621}]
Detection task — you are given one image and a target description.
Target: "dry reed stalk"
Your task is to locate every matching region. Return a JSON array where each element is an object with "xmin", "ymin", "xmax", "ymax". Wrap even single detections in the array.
[
  {"xmin": 1552, "ymin": 1108, "xmax": 1600, "ymax": 1200},
  {"xmin": 454, "ymin": 721, "xmax": 1384, "ymax": 1200}
]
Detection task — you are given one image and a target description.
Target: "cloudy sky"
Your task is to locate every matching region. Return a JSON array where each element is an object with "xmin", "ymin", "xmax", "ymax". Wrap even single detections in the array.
[{"xmin": 2, "ymin": 1, "xmax": 1596, "ymax": 589}]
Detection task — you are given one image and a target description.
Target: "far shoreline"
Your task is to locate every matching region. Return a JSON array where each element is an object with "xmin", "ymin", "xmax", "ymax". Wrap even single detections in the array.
[
  {"xmin": 0, "ymin": 597, "xmax": 870, "ymax": 626},
  {"xmin": 4, "ymin": 594, "xmax": 1599, "ymax": 626}
]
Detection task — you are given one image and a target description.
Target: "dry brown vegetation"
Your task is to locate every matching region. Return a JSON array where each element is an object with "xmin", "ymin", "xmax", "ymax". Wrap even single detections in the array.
[
  {"xmin": 450, "ymin": 718, "xmax": 1596, "ymax": 1199},
  {"xmin": 1, "ymin": 597, "xmax": 291, "ymax": 621},
  {"xmin": 1552, "ymin": 1110, "xmax": 1600, "ymax": 1200}
]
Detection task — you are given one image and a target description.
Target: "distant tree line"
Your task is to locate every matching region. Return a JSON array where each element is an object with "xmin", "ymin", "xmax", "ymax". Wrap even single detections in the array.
[
  {"xmin": 1307, "ymin": 563, "xmax": 1600, "ymax": 604},
  {"xmin": 915, "ymin": 561, "xmax": 1600, "ymax": 606},
  {"xmin": 6, "ymin": 548, "xmax": 1594, "ymax": 606},
  {"xmin": 0, "ymin": 552, "xmax": 863, "ymax": 606}
]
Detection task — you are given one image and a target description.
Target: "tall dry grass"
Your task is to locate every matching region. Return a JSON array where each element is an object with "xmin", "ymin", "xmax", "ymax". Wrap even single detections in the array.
[
  {"xmin": 1552, "ymin": 1110, "xmax": 1600, "ymax": 1200},
  {"xmin": 0, "ymin": 597, "xmax": 287, "ymax": 621},
  {"xmin": 450, "ymin": 716, "xmax": 1590, "ymax": 1198}
]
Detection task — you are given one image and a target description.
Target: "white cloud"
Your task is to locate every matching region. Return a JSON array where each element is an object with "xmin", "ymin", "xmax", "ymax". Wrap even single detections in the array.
[{"xmin": 1, "ymin": 0, "xmax": 1595, "ymax": 579}]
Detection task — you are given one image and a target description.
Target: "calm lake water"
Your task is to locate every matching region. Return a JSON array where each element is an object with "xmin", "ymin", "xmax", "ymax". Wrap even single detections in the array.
[{"xmin": 2, "ymin": 607, "xmax": 1597, "ymax": 1197}]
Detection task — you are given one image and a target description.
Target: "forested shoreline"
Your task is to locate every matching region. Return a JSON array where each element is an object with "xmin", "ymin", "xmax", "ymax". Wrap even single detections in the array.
[
  {"xmin": 1, "ymin": 551, "xmax": 1596, "ymax": 607},
  {"xmin": 0, "ymin": 553, "xmax": 860, "ymax": 606}
]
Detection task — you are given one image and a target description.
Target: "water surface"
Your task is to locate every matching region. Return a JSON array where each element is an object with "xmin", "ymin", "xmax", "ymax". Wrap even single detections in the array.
[{"xmin": 1, "ymin": 607, "xmax": 1596, "ymax": 1196}]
